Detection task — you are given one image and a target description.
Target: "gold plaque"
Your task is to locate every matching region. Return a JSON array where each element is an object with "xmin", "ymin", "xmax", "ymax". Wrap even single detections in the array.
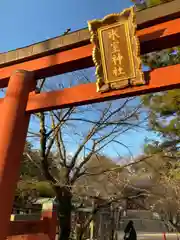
[{"xmin": 88, "ymin": 7, "xmax": 145, "ymax": 92}]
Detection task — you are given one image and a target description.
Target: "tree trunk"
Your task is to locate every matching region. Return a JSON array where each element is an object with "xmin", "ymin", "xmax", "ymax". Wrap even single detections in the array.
[{"xmin": 55, "ymin": 186, "xmax": 72, "ymax": 240}]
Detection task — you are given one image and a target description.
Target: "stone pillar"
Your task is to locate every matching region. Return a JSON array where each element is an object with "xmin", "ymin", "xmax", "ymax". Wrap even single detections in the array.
[{"xmin": 0, "ymin": 70, "xmax": 34, "ymax": 240}]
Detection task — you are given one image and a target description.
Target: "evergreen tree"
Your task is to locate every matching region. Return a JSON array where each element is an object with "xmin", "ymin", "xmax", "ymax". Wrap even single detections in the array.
[{"xmin": 142, "ymin": 47, "xmax": 180, "ymax": 154}]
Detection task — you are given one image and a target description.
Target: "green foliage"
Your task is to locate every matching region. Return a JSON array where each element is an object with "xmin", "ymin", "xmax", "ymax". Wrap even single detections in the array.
[
  {"xmin": 142, "ymin": 46, "xmax": 180, "ymax": 154},
  {"xmin": 14, "ymin": 180, "xmax": 55, "ymax": 208},
  {"xmin": 20, "ymin": 142, "xmax": 42, "ymax": 180},
  {"xmin": 140, "ymin": 42, "xmax": 180, "ymax": 226},
  {"xmin": 14, "ymin": 181, "xmax": 38, "ymax": 208},
  {"xmin": 143, "ymin": 90, "xmax": 180, "ymax": 139},
  {"xmin": 14, "ymin": 142, "xmax": 55, "ymax": 208},
  {"xmin": 142, "ymin": 48, "xmax": 180, "ymax": 69},
  {"xmin": 34, "ymin": 181, "xmax": 55, "ymax": 197}
]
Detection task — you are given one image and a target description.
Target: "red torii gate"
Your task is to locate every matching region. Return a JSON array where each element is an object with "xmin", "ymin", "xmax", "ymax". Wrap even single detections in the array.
[{"xmin": 0, "ymin": 1, "xmax": 180, "ymax": 239}]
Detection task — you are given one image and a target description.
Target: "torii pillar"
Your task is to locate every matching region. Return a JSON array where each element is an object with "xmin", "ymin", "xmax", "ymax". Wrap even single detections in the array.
[{"xmin": 0, "ymin": 70, "xmax": 35, "ymax": 240}]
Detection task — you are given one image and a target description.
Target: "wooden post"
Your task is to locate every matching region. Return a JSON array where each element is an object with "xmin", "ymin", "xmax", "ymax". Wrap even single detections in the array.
[
  {"xmin": 41, "ymin": 201, "xmax": 58, "ymax": 240},
  {"xmin": 0, "ymin": 70, "xmax": 34, "ymax": 240}
]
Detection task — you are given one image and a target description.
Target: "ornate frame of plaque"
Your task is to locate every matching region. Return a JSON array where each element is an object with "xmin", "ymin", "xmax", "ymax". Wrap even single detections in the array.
[{"xmin": 88, "ymin": 7, "xmax": 145, "ymax": 92}]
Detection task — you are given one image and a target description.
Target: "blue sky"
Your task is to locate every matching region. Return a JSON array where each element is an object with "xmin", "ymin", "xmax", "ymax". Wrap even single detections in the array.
[
  {"xmin": 0, "ymin": 0, "xmax": 132, "ymax": 52},
  {"xmin": 0, "ymin": 0, "xmax": 158, "ymax": 159}
]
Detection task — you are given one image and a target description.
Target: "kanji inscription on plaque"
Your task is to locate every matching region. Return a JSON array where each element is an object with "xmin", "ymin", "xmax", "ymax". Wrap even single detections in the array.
[{"xmin": 88, "ymin": 7, "xmax": 145, "ymax": 92}]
